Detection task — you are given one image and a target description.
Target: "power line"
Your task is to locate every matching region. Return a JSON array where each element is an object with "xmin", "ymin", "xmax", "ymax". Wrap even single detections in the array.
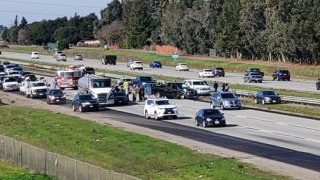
[
  {"xmin": 0, "ymin": 0, "xmax": 102, "ymax": 9},
  {"xmin": 0, "ymin": 10, "xmax": 64, "ymax": 16}
]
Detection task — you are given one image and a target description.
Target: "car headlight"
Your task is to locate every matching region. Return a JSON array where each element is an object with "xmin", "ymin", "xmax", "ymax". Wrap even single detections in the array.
[
  {"xmin": 206, "ymin": 118, "xmax": 212, "ymax": 121},
  {"xmin": 223, "ymin": 101, "xmax": 230, "ymax": 105},
  {"xmin": 265, "ymin": 97, "xmax": 271, "ymax": 101},
  {"xmin": 158, "ymin": 108, "xmax": 165, "ymax": 111},
  {"xmin": 49, "ymin": 96, "xmax": 55, "ymax": 99},
  {"xmin": 173, "ymin": 108, "xmax": 178, "ymax": 111}
]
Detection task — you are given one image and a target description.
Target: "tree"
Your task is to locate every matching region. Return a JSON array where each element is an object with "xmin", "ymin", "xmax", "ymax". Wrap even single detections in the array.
[
  {"xmin": 54, "ymin": 26, "xmax": 78, "ymax": 49},
  {"xmin": 100, "ymin": 0, "xmax": 123, "ymax": 25},
  {"xmin": 20, "ymin": 16, "xmax": 28, "ymax": 29},
  {"xmin": 96, "ymin": 21, "xmax": 125, "ymax": 46}
]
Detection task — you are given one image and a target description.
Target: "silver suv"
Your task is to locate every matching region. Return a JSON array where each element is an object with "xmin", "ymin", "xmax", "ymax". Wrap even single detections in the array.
[{"xmin": 210, "ymin": 91, "xmax": 241, "ymax": 110}]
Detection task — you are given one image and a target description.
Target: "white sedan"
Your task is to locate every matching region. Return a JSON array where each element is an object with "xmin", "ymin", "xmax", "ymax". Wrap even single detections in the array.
[
  {"xmin": 199, "ymin": 69, "xmax": 214, "ymax": 78},
  {"xmin": 176, "ymin": 63, "xmax": 189, "ymax": 71}
]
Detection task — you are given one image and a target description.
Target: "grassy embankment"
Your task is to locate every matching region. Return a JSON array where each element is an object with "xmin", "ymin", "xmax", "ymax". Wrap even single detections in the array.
[
  {"xmin": 0, "ymin": 106, "xmax": 291, "ymax": 179},
  {"xmin": 0, "ymin": 161, "xmax": 51, "ymax": 180},
  {"xmin": 4, "ymin": 45, "xmax": 320, "ymax": 79}
]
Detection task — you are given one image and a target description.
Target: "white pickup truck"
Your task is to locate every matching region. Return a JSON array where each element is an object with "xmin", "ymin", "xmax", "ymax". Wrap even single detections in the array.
[
  {"xmin": 2, "ymin": 77, "xmax": 20, "ymax": 92},
  {"xmin": 20, "ymin": 80, "xmax": 48, "ymax": 98},
  {"xmin": 199, "ymin": 69, "xmax": 214, "ymax": 78}
]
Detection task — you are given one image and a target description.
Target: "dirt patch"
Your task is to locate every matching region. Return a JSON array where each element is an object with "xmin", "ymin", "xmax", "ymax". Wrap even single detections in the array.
[{"xmin": 0, "ymin": 91, "xmax": 319, "ymax": 180}]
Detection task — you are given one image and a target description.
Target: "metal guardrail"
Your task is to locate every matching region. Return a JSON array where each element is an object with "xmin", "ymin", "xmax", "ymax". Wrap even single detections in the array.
[{"xmin": 233, "ymin": 90, "xmax": 320, "ymax": 106}]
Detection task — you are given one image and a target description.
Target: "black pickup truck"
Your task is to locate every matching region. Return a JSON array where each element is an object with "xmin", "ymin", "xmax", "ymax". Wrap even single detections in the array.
[
  {"xmin": 101, "ymin": 55, "xmax": 117, "ymax": 65},
  {"xmin": 152, "ymin": 82, "xmax": 198, "ymax": 99}
]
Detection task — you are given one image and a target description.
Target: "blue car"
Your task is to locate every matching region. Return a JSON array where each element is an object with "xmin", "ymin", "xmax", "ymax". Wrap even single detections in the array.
[{"xmin": 149, "ymin": 60, "xmax": 162, "ymax": 68}]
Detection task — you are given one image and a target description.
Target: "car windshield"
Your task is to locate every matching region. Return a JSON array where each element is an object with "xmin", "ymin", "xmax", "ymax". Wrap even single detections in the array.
[
  {"xmin": 216, "ymin": 68, "xmax": 223, "ymax": 71},
  {"xmin": 134, "ymin": 61, "xmax": 142, "ymax": 64},
  {"xmin": 180, "ymin": 63, "xmax": 188, "ymax": 66},
  {"xmin": 204, "ymin": 109, "xmax": 221, "ymax": 116},
  {"xmin": 5, "ymin": 78, "xmax": 17, "ymax": 82},
  {"xmin": 193, "ymin": 81, "xmax": 208, "ymax": 85},
  {"xmin": 204, "ymin": 69, "xmax": 212, "ymax": 72},
  {"xmin": 33, "ymin": 53, "xmax": 39, "ymax": 55},
  {"xmin": 171, "ymin": 83, "xmax": 183, "ymax": 89},
  {"xmin": 21, "ymin": 72, "xmax": 31, "ymax": 75},
  {"xmin": 9, "ymin": 72, "xmax": 20, "ymax": 75},
  {"xmin": 221, "ymin": 93, "xmax": 236, "ymax": 99},
  {"xmin": 79, "ymin": 95, "xmax": 93, "ymax": 100},
  {"xmin": 32, "ymin": 82, "xmax": 46, "ymax": 87},
  {"xmin": 140, "ymin": 77, "xmax": 152, "ymax": 82},
  {"xmin": 250, "ymin": 68, "xmax": 260, "ymax": 72},
  {"xmin": 250, "ymin": 73, "xmax": 261, "ymax": 76},
  {"xmin": 13, "ymin": 68, "xmax": 23, "ymax": 71},
  {"xmin": 280, "ymin": 70, "xmax": 289, "ymax": 73},
  {"xmin": 262, "ymin": 91, "xmax": 277, "ymax": 96},
  {"xmin": 155, "ymin": 100, "xmax": 170, "ymax": 105},
  {"xmin": 50, "ymin": 90, "xmax": 63, "ymax": 95},
  {"xmin": 153, "ymin": 61, "xmax": 160, "ymax": 63},
  {"xmin": 92, "ymin": 79, "xmax": 111, "ymax": 88}
]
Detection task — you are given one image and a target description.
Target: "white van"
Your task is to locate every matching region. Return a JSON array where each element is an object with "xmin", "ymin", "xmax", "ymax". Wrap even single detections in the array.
[
  {"xmin": 183, "ymin": 79, "xmax": 212, "ymax": 95},
  {"xmin": 31, "ymin": 52, "xmax": 40, "ymax": 59}
]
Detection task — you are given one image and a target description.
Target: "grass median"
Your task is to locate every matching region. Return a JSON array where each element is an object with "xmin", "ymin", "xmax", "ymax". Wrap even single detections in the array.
[
  {"xmin": 4, "ymin": 45, "xmax": 320, "ymax": 79},
  {"xmin": 0, "ymin": 106, "xmax": 289, "ymax": 179},
  {"xmin": 0, "ymin": 161, "xmax": 51, "ymax": 180}
]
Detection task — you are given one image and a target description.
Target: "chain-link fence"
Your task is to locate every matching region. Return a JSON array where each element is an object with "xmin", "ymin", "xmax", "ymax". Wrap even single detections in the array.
[{"xmin": 0, "ymin": 134, "xmax": 140, "ymax": 180}]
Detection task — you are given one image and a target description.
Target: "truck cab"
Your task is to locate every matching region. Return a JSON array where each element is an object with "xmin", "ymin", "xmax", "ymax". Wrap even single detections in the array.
[
  {"xmin": 152, "ymin": 82, "xmax": 185, "ymax": 99},
  {"xmin": 55, "ymin": 70, "xmax": 82, "ymax": 89},
  {"xmin": 133, "ymin": 76, "xmax": 155, "ymax": 86},
  {"xmin": 20, "ymin": 80, "xmax": 48, "ymax": 98}
]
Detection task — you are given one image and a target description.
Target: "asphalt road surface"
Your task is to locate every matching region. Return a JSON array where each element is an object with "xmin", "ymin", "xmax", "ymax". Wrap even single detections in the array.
[
  {"xmin": 58, "ymin": 87, "xmax": 320, "ymax": 173},
  {"xmin": 1, "ymin": 51, "xmax": 319, "ymax": 93}
]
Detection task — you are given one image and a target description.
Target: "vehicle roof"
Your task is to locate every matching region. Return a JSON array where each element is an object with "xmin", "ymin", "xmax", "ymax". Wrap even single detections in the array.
[
  {"xmin": 146, "ymin": 98, "xmax": 169, "ymax": 101},
  {"xmin": 178, "ymin": 63, "xmax": 188, "ymax": 65},
  {"xmin": 214, "ymin": 91, "xmax": 235, "ymax": 94},
  {"xmin": 185, "ymin": 79, "xmax": 207, "ymax": 82}
]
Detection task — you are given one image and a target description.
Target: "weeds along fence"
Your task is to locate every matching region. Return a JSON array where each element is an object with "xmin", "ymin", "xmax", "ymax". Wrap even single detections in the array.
[{"xmin": 0, "ymin": 135, "xmax": 140, "ymax": 180}]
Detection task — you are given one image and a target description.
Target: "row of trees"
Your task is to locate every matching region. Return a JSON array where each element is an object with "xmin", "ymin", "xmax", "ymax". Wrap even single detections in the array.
[
  {"xmin": 98, "ymin": 0, "xmax": 320, "ymax": 65},
  {"xmin": 1, "ymin": 0, "xmax": 320, "ymax": 64},
  {"xmin": 1, "ymin": 13, "xmax": 97, "ymax": 49}
]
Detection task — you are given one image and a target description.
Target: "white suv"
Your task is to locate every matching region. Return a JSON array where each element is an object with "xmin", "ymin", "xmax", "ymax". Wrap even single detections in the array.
[
  {"xmin": 130, "ymin": 61, "xmax": 143, "ymax": 70},
  {"xmin": 31, "ymin": 51, "xmax": 40, "ymax": 59},
  {"xmin": 176, "ymin": 63, "xmax": 189, "ymax": 71},
  {"xmin": 144, "ymin": 98, "xmax": 178, "ymax": 120},
  {"xmin": 184, "ymin": 80, "xmax": 212, "ymax": 95}
]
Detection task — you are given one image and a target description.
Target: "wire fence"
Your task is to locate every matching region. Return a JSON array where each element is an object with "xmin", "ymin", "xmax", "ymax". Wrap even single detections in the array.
[{"xmin": 0, "ymin": 134, "xmax": 140, "ymax": 180}]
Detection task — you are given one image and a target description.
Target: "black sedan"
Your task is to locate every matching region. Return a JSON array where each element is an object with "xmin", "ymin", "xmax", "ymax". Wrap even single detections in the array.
[
  {"xmin": 108, "ymin": 92, "xmax": 129, "ymax": 105},
  {"xmin": 72, "ymin": 94, "xmax": 99, "ymax": 112},
  {"xmin": 46, "ymin": 89, "xmax": 66, "ymax": 105},
  {"xmin": 255, "ymin": 90, "xmax": 281, "ymax": 104},
  {"xmin": 195, "ymin": 109, "xmax": 226, "ymax": 127}
]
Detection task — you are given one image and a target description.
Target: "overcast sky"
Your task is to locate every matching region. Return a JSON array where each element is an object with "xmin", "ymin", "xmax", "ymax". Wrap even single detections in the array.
[{"xmin": 0, "ymin": 0, "xmax": 111, "ymax": 27}]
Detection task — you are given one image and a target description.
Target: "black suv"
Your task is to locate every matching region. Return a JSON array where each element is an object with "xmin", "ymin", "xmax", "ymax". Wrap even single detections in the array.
[
  {"xmin": 72, "ymin": 94, "xmax": 99, "ymax": 112},
  {"xmin": 316, "ymin": 79, "xmax": 320, "ymax": 90},
  {"xmin": 101, "ymin": 55, "xmax": 116, "ymax": 65},
  {"xmin": 212, "ymin": 67, "xmax": 225, "ymax": 77},
  {"xmin": 272, "ymin": 69, "xmax": 290, "ymax": 81}
]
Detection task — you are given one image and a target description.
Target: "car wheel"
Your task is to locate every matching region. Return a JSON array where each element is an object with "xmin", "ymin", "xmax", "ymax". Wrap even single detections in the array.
[
  {"xmin": 79, "ymin": 105, "xmax": 84, "ymax": 112},
  {"xmin": 221, "ymin": 122, "xmax": 227, "ymax": 127},
  {"xmin": 202, "ymin": 121, "xmax": 207, "ymax": 128},
  {"xmin": 262, "ymin": 99, "xmax": 265, "ymax": 105},
  {"xmin": 72, "ymin": 104, "xmax": 76, "ymax": 112},
  {"xmin": 195, "ymin": 119, "xmax": 199, "ymax": 126},
  {"xmin": 220, "ymin": 103, "xmax": 225, "ymax": 110},
  {"xmin": 244, "ymin": 79, "xmax": 246, "ymax": 83},
  {"xmin": 154, "ymin": 112, "xmax": 159, "ymax": 120},
  {"xmin": 145, "ymin": 111, "xmax": 150, "ymax": 119}
]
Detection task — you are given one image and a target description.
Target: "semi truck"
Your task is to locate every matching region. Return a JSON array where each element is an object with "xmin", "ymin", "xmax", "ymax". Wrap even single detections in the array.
[{"xmin": 78, "ymin": 74, "xmax": 112, "ymax": 106}]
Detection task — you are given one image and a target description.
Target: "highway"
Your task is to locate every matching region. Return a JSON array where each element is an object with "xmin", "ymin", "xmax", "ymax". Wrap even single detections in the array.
[
  {"xmin": 1, "ymin": 51, "xmax": 319, "ymax": 93},
  {"xmin": 1, "ymin": 53, "xmax": 320, "ymax": 177}
]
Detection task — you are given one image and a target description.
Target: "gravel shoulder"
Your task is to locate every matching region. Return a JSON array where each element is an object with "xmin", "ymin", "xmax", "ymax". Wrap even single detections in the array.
[{"xmin": 1, "ymin": 91, "xmax": 319, "ymax": 180}]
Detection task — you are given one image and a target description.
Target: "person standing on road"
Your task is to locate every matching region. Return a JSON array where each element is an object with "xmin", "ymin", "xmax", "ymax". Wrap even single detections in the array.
[
  {"xmin": 51, "ymin": 78, "xmax": 57, "ymax": 89},
  {"xmin": 222, "ymin": 83, "xmax": 226, "ymax": 91},
  {"xmin": 213, "ymin": 81, "xmax": 218, "ymax": 92},
  {"xmin": 123, "ymin": 80, "xmax": 129, "ymax": 97},
  {"xmin": 139, "ymin": 85, "xmax": 145, "ymax": 102},
  {"xmin": 225, "ymin": 83, "xmax": 229, "ymax": 91}
]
